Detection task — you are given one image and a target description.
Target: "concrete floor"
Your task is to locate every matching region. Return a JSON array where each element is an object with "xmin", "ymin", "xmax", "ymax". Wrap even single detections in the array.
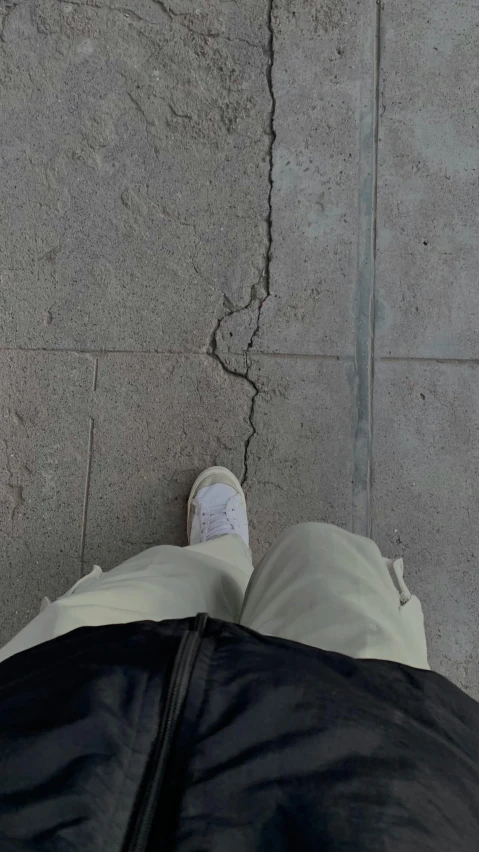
[{"xmin": 1, "ymin": 0, "xmax": 478, "ymax": 697}]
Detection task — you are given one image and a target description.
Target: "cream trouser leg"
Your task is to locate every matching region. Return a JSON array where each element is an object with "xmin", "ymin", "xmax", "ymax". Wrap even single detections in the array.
[
  {"xmin": 0, "ymin": 523, "xmax": 428, "ymax": 670},
  {"xmin": 0, "ymin": 535, "xmax": 252, "ymax": 665},
  {"xmin": 241, "ymin": 523, "xmax": 428, "ymax": 669}
]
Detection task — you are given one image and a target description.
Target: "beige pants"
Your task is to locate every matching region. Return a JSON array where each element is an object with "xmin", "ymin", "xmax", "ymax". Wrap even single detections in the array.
[{"xmin": 0, "ymin": 523, "xmax": 429, "ymax": 669}]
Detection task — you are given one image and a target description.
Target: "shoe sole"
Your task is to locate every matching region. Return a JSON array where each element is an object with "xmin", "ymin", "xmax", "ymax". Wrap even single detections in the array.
[{"xmin": 187, "ymin": 465, "xmax": 247, "ymax": 542}]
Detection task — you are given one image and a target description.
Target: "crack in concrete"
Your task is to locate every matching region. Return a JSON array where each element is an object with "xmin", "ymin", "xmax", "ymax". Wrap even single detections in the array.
[
  {"xmin": 249, "ymin": 0, "xmax": 276, "ymax": 352},
  {"xmin": 208, "ymin": 313, "xmax": 258, "ymax": 486},
  {"xmin": 208, "ymin": 292, "xmax": 258, "ymax": 485},
  {"xmin": 207, "ymin": 0, "xmax": 276, "ymax": 488}
]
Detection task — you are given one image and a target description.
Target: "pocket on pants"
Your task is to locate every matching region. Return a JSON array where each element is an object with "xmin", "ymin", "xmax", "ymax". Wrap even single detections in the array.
[
  {"xmin": 63, "ymin": 564, "xmax": 103, "ymax": 596},
  {"xmin": 383, "ymin": 557, "xmax": 412, "ymax": 606},
  {"xmin": 40, "ymin": 565, "xmax": 104, "ymax": 612}
]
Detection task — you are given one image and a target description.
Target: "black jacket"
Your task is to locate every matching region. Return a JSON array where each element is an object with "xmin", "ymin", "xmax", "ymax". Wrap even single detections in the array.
[{"xmin": 0, "ymin": 615, "xmax": 478, "ymax": 851}]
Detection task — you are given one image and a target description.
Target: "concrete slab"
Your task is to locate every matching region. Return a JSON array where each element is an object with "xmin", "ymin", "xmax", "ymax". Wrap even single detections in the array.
[
  {"xmin": 373, "ymin": 361, "xmax": 479, "ymax": 699},
  {"xmin": 84, "ymin": 353, "xmax": 254, "ymax": 571},
  {"xmin": 0, "ymin": 0, "xmax": 478, "ymax": 707},
  {"xmin": 245, "ymin": 355, "xmax": 355, "ymax": 558},
  {"xmin": 252, "ymin": 0, "xmax": 369, "ymax": 356},
  {"xmin": 0, "ymin": 351, "xmax": 93, "ymax": 645},
  {"xmin": 0, "ymin": 0, "xmax": 270, "ymax": 351},
  {"xmin": 376, "ymin": 0, "xmax": 479, "ymax": 357}
]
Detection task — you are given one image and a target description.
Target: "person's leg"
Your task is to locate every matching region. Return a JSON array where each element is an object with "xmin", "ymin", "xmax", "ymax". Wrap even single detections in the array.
[
  {"xmin": 0, "ymin": 467, "xmax": 252, "ymax": 664},
  {"xmin": 240, "ymin": 522, "xmax": 429, "ymax": 669}
]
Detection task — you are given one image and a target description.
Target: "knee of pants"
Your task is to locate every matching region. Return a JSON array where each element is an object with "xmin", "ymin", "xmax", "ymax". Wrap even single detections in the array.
[
  {"xmin": 275, "ymin": 521, "xmax": 374, "ymax": 548},
  {"xmin": 275, "ymin": 521, "xmax": 335, "ymax": 541},
  {"xmin": 268, "ymin": 522, "xmax": 385, "ymax": 575}
]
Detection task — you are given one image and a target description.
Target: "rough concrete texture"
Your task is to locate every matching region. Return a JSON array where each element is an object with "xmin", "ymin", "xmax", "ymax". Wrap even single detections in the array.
[
  {"xmin": 0, "ymin": 351, "xmax": 93, "ymax": 645},
  {"xmin": 85, "ymin": 354, "xmax": 254, "ymax": 570},
  {"xmin": 373, "ymin": 362, "xmax": 479, "ymax": 698},
  {"xmin": 246, "ymin": 356, "xmax": 355, "ymax": 557},
  {"xmin": 0, "ymin": 0, "xmax": 270, "ymax": 350},
  {"xmin": 1, "ymin": 0, "xmax": 479, "ymax": 699},
  {"xmin": 251, "ymin": 0, "xmax": 365, "ymax": 356},
  {"xmin": 376, "ymin": 0, "xmax": 479, "ymax": 357}
]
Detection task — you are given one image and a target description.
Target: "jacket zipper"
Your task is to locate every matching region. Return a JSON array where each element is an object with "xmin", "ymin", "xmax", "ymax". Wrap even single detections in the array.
[{"xmin": 125, "ymin": 612, "xmax": 209, "ymax": 852}]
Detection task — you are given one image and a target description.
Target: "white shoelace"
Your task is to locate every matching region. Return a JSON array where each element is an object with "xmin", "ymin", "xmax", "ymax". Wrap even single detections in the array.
[{"xmin": 194, "ymin": 500, "xmax": 237, "ymax": 541}]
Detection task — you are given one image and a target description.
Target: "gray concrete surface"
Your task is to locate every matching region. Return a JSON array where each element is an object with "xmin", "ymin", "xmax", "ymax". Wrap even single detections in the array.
[
  {"xmin": 85, "ymin": 353, "xmax": 253, "ymax": 570},
  {"xmin": 374, "ymin": 361, "xmax": 479, "ymax": 694},
  {"xmin": 0, "ymin": 351, "xmax": 94, "ymax": 644},
  {"xmin": 1, "ymin": 0, "xmax": 478, "ymax": 698}
]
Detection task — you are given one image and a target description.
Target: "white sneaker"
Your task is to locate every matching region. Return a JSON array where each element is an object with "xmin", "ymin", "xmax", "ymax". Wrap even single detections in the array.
[{"xmin": 187, "ymin": 466, "xmax": 249, "ymax": 546}]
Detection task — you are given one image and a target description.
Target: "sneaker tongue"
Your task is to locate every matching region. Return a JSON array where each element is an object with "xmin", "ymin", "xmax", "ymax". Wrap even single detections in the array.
[
  {"xmin": 196, "ymin": 483, "xmax": 236, "ymax": 509},
  {"xmin": 208, "ymin": 503, "xmax": 230, "ymax": 514},
  {"xmin": 195, "ymin": 483, "xmax": 239, "ymax": 541}
]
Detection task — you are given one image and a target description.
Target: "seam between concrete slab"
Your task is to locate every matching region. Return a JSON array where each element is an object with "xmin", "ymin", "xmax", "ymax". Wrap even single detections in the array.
[
  {"xmin": 79, "ymin": 355, "xmax": 98, "ymax": 574},
  {"xmin": 0, "ymin": 347, "xmax": 214, "ymax": 355},
  {"xmin": 80, "ymin": 415, "xmax": 95, "ymax": 574},
  {"xmin": 379, "ymin": 357, "xmax": 479, "ymax": 366},
  {"xmin": 352, "ymin": 0, "xmax": 381, "ymax": 538},
  {"xmin": 207, "ymin": 0, "xmax": 276, "ymax": 488},
  {"xmin": 92, "ymin": 356, "xmax": 99, "ymax": 391},
  {"xmin": 249, "ymin": 353, "xmax": 353, "ymax": 362},
  {"xmin": 0, "ymin": 348, "xmax": 349, "ymax": 358},
  {"xmin": 6, "ymin": 349, "xmax": 479, "ymax": 366}
]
